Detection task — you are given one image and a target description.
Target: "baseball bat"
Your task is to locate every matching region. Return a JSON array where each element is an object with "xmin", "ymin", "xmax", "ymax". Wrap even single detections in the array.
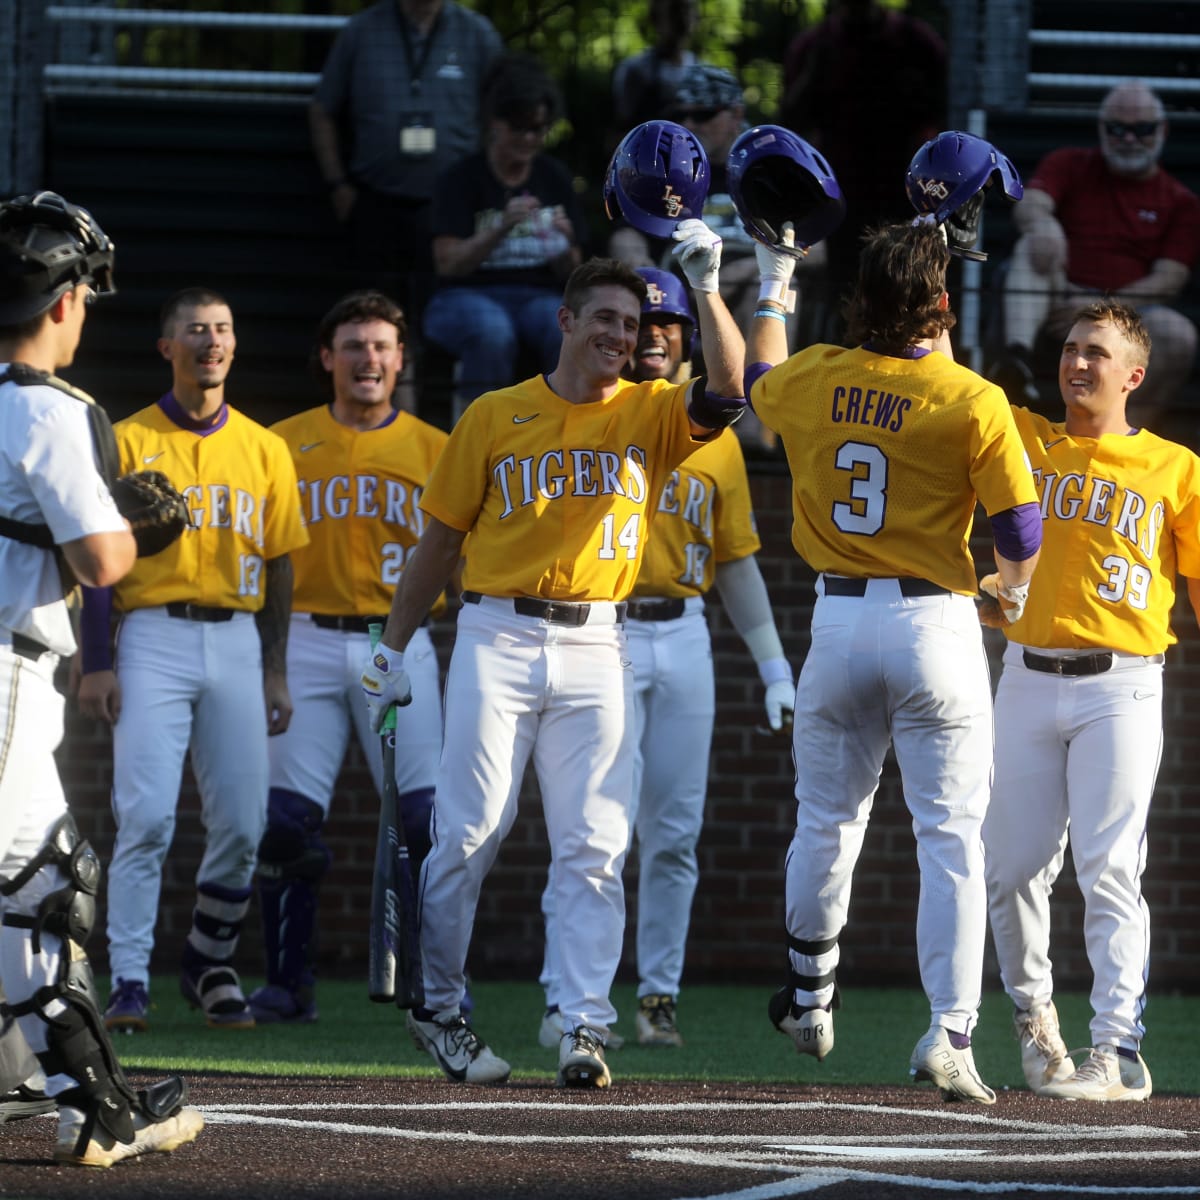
[{"xmin": 366, "ymin": 625, "xmax": 424, "ymax": 1009}]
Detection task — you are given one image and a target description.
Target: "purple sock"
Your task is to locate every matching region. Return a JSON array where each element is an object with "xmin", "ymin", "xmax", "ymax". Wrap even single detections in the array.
[
  {"xmin": 1115, "ymin": 1046, "xmax": 1139, "ymax": 1062},
  {"xmin": 948, "ymin": 1031, "xmax": 972, "ymax": 1050}
]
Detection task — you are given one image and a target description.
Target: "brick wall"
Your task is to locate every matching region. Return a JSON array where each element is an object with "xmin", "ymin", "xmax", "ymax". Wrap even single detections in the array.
[{"xmin": 61, "ymin": 470, "xmax": 1200, "ymax": 992}]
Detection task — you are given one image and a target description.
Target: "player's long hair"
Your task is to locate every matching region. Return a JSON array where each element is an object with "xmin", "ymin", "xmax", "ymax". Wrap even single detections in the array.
[
  {"xmin": 562, "ymin": 258, "xmax": 648, "ymax": 316},
  {"xmin": 843, "ymin": 223, "xmax": 955, "ymax": 353}
]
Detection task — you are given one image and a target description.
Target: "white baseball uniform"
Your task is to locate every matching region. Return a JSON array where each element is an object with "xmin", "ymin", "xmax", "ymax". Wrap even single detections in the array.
[{"xmin": 984, "ymin": 407, "xmax": 1200, "ymax": 1050}]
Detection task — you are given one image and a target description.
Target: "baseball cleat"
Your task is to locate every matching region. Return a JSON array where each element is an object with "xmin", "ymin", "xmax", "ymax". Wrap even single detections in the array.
[
  {"xmin": 103, "ymin": 977, "xmax": 150, "ymax": 1034},
  {"xmin": 0, "ymin": 1082, "xmax": 56, "ymax": 1124},
  {"xmin": 557, "ymin": 1025, "xmax": 611, "ymax": 1089},
  {"xmin": 407, "ymin": 1009, "xmax": 511, "ymax": 1085},
  {"xmin": 540, "ymin": 1005, "xmax": 624, "ymax": 1051},
  {"xmin": 910, "ymin": 1026, "xmax": 996, "ymax": 1105},
  {"xmin": 636, "ymin": 994, "xmax": 683, "ymax": 1047},
  {"xmin": 180, "ymin": 965, "xmax": 255, "ymax": 1029},
  {"xmin": 248, "ymin": 983, "xmax": 318, "ymax": 1024},
  {"xmin": 55, "ymin": 1104, "xmax": 205, "ymax": 1168},
  {"xmin": 768, "ymin": 985, "xmax": 833, "ymax": 1061},
  {"xmin": 1014, "ymin": 1001, "xmax": 1074, "ymax": 1092},
  {"xmin": 1037, "ymin": 1043, "xmax": 1152, "ymax": 1102}
]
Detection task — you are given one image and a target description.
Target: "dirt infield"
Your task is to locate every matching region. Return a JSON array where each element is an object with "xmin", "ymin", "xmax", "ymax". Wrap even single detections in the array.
[{"xmin": 3, "ymin": 1073, "xmax": 1199, "ymax": 1199}]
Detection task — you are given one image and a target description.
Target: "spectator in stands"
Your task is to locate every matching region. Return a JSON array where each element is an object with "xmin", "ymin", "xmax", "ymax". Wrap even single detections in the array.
[
  {"xmin": 780, "ymin": 0, "xmax": 946, "ymax": 314},
  {"xmin": 421, "ymin": 53, "xmax": 586, "ymax": 423},
  {"xmin": 308, "ymin": 0, "xmax": 502, "ymax": 316},
  {"xmin": 990, "ymin": 81, "xmax": 1200, "ymax": 427},
  {"xmin": 611, "ymin": 0, "xmax": 699, "ymax": 130}
]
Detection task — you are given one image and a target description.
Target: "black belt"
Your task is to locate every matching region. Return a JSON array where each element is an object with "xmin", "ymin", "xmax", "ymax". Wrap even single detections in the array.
[
  {"xmin": 310, "ymin": 614, "xmax": 391, "ymax": 634},
  {"xmin": 461, "ymin": 590, "xmax": 626, "ymax": 627},
  {"xmin": 1023, "ymin": 649, "xmax": 1113, "ymax": 676},
  {"xmin": 10, "ymin": 633, "xmax": 51, "ymax": 661},
  {"xmin": 822, "ymin": 576, "xmax": 948, "ymax": 598},
  {"xmin": 625, "ymin": 598, "xmax": 687, "ymax": 622},
  {"xmin": 165, "ymin": 602, "xmax": 239, "ymax": 623}
]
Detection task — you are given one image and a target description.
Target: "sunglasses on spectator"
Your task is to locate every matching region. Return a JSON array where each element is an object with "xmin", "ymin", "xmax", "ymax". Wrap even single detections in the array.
[{"xmin": 1103, "ymin": 120, "xmax": 1162, "ymax": 139}]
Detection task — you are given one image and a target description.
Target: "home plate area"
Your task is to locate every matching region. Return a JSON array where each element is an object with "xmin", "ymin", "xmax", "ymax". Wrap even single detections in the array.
[{"xmin": 4, "ymin": 1077, "xmax": 1200, "ymax": 1199}]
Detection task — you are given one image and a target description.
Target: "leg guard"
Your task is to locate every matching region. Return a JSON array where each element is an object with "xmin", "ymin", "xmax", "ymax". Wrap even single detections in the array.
[
  {"xmin": 1, "ymin": 816, "xmax": 187, "ymax": 1157},
  {"xmin": 399, "ymin": 786, "xmax": 434, "ymax": 872},
  {"xmin": 255, "ymin": 789, "xmax": 331, "ymax": 991}
]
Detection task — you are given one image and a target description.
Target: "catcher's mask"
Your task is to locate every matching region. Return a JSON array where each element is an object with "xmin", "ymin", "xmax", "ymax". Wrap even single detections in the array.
[
  {"xmin": 905, "ymin": 131, "xmax": 1023, "ymax": 262},
  {"xmin": 727, "ymin": 125, "xmax": 845, "ymax": 259},
  {"xmin": 0, "ymin": 191, "xmax": 116, "ymax": 325},
  {"xmin": 604, "ymin": 120, "xmax": 711, "ymax": 240},
  {"xmin": 636, "ymin": 267, "xmax": 696, "ymax": 357}
]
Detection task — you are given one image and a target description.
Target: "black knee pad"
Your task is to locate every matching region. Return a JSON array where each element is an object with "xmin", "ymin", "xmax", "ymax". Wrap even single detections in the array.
[{"xmin": 257, "ymin": 789, "xmax": 331, "ymax": 885}]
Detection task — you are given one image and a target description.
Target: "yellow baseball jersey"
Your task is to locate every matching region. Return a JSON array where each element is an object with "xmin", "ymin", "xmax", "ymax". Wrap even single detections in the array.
[
  {"xmin": 752, "ymin": 346, "xmax": 1037, "ymax": 595},
  {"xmin": 271, "ymin": 405, "xmax": 449, "ymax": 616},
  {"xmin": 633, "ymin": 428, "xmax": 760, "ymax": 598},
  {"xmin": 1005, "ymin": 407, "xmax": 1200, "ymax": 655},
  {"xmin": 112, "ymin": 401, "xmax": 308, "ymax": 612},
  {"xmin": 421, "ymin": 374, "xmax": 702, "ymax": 602}
]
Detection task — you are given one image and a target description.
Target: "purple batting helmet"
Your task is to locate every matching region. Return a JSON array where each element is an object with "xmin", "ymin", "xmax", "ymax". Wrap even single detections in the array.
[
  {"xmin": 905, "ymin": 131, "xmax": 1023, "ymax": 260},
  {"xmin": 636, "ymin": 266, "xmax": 696, "ymax": 355},
  {"xmin": 604, "ymin": 120, "xmax": 711, "ymax": 239},
  {"xmin": 726, "ymin": 125, "xmax": 845, "ymax": 258}
]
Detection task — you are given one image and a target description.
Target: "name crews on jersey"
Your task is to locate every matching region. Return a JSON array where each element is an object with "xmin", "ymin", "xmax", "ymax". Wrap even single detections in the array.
[
  {"xmin": 78, "ymin": 288, "xmax": 308, "ymax": 1033},
  {"xmin": 538, "ymin": 267, "xmax": 794, "ymax": 1050},
  {"xmin": 747, "ymin": 222, "xmax": 1042, "ymax": 1104},
  {"xmin": 361, "ymin": 244, "xmax": 748, "ymax": 1090},
  {"xmin": 983, "ymin": 300, "xmax": 1200, "ymax": 1102},
  {"xmin": 248, "ymin": 291, "xmax": 448, "ymax": 1025}
]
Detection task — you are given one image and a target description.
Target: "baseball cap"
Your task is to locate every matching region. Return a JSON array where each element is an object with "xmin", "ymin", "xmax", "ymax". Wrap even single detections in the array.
[{"xmin": 672, "ymin": 65, "xmax": 743, "ymax": 119}]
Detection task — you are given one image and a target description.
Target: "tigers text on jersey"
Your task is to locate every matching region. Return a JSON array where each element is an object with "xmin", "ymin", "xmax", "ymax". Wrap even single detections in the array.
[
  {"xmin": 271, "ymin": 405, "xmax": 448, "ymax": 616},
  {"xmin": 1005, "ymin": 407, "xmax": 1200, "ymax": 655},
  {"xmin": 751, "ymin": 345, "xmax": 1037, "ymax": 594},
  {"xmin": 421, "ymin": 374, "xmax": 702, "ymax": 602},
  {"xmin": 112, "ymin": 401, "xmax": 308, "ymax": 612},
  {"xmin": 633, "ymin": 428, "xmax": 760, "ymax": 599}
]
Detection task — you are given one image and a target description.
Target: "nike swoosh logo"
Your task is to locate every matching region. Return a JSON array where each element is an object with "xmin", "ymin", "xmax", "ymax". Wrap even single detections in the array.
[
  {"xmin": 1044, "ymin": 437, "xmax": 1066, "ymax": 449},
  {"xmin": 1133, "ymin": 689, "xmax": 1154, "ymax": 701},
  {"xmin": 300, "ymin": 441, "xmax": 324, "ymax": 452},
  {"xmin": 142, "ymin": 452, "xmax": 164, "ymax": 464},
  {"xmin": 512, "ymin": 414, "xmax": 539, "ymax": 424}
]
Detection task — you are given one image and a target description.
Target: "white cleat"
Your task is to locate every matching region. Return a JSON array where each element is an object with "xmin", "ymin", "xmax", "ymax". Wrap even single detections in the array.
[
  {"xmin": 55, "ymin": 1105, "xmax": 204, "ymax": 1168},
  {"xmin": 407, "ymin": 1009, "xmax": 511, "ymax": 1085},
  {"xmin": 768, "ymin": 985, "xmax": 833, "ymax": 1061},
  {"xmin": 557, "ymin": 1025, "xmax": 611, "ymax": 1089},
  {"xmin": 910, "ymin": 1026, "xmax": 996, "ymax": 1105},
  {"xmin": 1014, "ymin": 1001, "xmax": 1074, "ymax": 1093},
  {"xmin": 1038, "ymin": 1043, "xmax": 1152, "ymax": 1102}
]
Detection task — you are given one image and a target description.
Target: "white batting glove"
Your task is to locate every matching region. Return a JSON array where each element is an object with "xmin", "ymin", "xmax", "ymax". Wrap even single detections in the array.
[
  {"xmin": 756, "ymin": 221, "xmax": 798, "ymax": 309},
  {"xmin": 764, "ymin": 679, "xmax": 796, "ymax": 734},
  {"xmin": 671, "ymin": 218, "xmax": 722, "ymax": 293},
  {"xmin": 360, "ymin": 641, "xmax": 412, "ymax": 733},
  {"xmin": 977, "ymin": 573, "xmax": 1031, "ymax": 628}
]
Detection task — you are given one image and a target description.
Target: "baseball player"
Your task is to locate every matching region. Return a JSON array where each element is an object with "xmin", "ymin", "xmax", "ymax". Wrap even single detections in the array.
[
  {"xmin": 538, "ymin": 267, "xmax": 794, "ymax": 1049},
  {"xmin": 0, "ymin": 191, "xmax": 203, "ymax": 1165},
  {"xmin": 747, "ymin": 221, "xmax": 1041, "ymax": 1104},
  {"xmin": 248, "ymin": 291, "xmax": 448, "ymax": 1024},
  {"xmin": 77, "ymin": 288, "xmax": 308, "ymax": 1032},
  {"xmin": 983, "ymin": 299, "xmax": 1200, "ymax": 1101},
  {"xmin": 361, "ymin": 240, "xmax": 747, "ymax": 1089}
]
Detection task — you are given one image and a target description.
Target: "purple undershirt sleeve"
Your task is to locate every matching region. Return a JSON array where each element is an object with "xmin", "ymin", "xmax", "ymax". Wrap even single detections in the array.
[
  {"xmin": 743, "ymin": 362, "xmax": 773, "ymax": 408},
  {"xmin": 991, "ymin": 501, "xmax": 1043, "ymax": 563},
  {"xmin": 80, "ymin": 585, "xmax": 115, "ymax": 674}
]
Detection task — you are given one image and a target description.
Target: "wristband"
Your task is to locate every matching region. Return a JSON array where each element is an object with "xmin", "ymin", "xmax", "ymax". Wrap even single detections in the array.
[
  {"xmin": 758, "ymin": 279, "xmax": 797, "ymax": 312},
  {"xmin": 755, "ymin": 307, "xmax": 788, "ymax": 323},
  {"xmin": 757, "ymin": 655, "xmax": 792, "ymax": 688}
]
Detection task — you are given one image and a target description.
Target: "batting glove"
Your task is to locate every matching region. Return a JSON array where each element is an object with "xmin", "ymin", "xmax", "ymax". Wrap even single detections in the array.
[
  {"xmin": 764, "ymin": 678, "xmax": 796, "ymax": 734},
  {"xmin": 360, "ymin": 641, "xmax": 412, "ymax": 733},
  {"xmin": 756, "ymin": 221, "xmax": 798, "ymax": 309},
  {"xmin": 977, "ymin": 573, "xmax": 1031, "ymax": 628},
  {"xmin": 671, "ymin": 218, "xmax": 722, "ymax": 293}
]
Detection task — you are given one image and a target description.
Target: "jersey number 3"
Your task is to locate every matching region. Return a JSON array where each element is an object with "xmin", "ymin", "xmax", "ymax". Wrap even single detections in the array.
[{"xmin": 832, "ymin": 442, "xmax": 887, "ymax": 536}]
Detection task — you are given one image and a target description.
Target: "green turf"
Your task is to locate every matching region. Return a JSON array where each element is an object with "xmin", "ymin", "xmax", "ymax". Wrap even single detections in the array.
[{"xmin": 107, "ymin": 978, "xmax": 1200, "ymax": 1095}]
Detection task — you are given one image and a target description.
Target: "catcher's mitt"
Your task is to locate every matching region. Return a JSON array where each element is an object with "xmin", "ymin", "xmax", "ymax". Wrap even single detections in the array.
[{"xmin": 111, "ymin": 470, "xmax": 192, "ymax": 557}]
